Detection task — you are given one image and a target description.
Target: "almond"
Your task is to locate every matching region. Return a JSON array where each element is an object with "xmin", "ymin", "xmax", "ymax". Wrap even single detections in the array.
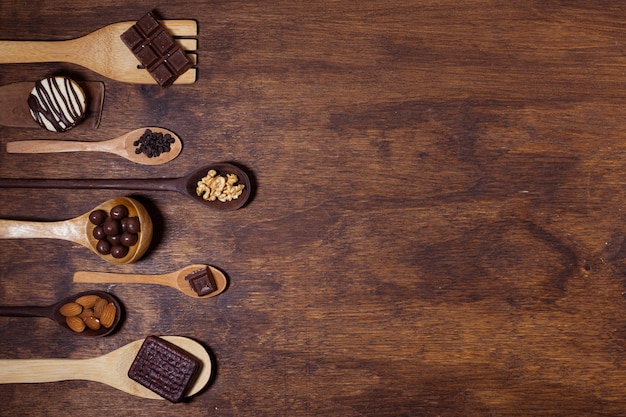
[
  {"xmin": 93, "ymin": 298, "xmax": 108, "ymax": 318},
  {"xmin": 59, "ymin": 302, "xmax": 83, "ymax": 317},
  {"xmin": 83, "ymin": 316, "xmax": 101, "ymax": 331},
  {"xmin": 99, "ymin": 302, "xmax": 116, "ymax": 328},
  {"xmin": 75, "ymin": 295, "xmax": 101, "ymax": 309},
  {"xmin": 78, "ymin": 308, "xmax": 94, "ymax": 320},
  {"xmin": 66, "ymin": 316, "xmax": 86, "ymax": 333}
]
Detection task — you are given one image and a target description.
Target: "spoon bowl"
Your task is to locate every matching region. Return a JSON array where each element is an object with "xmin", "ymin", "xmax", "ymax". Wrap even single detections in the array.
[
  {"xmin": 6, "ymin": 127, "xmax": 182, "ymax": 165},
  {"xmin": 81, "ymin": 197, "xmax": 153, "ymax": 264},
  {"xmin": 0, "ymin": 197, "xmax": 153, "ymax": 264},
  {"xmin": 0, "ymin": 336, "xmax": 212, "ymax": 400},
  {"xmin": 0, "ymin": 163, "xmax": 252, "ymax": 210},
  {"xmin": 182, "ymin": 163, "xmax": 251, "ymax": 210},
  {"xmin": 74, "ymin": 264, "xmax": 228, "ymax": 298},
  {"xmin": 0, "ymin": 290, "xmax": 122, "ymax": 337}
]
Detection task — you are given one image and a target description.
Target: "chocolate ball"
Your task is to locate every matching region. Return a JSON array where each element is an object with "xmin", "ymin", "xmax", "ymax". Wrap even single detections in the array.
[
  {"xmin": 103, "ymin": 218, "xmax": 121, "ymax": 236},
  {"xmin": 107, "ymin": 234, "xmax": 121, "ymax": 246},
  {"xmin": 92, "ymin": 226, "xmax": 106, "ymax": 240},
  {"xmin": 110, "ymin": 204, "xmax": 129, "ymax": 220},
  {"xmin": 110, "ymin": 245, "xmax": 129, "ymax": 259},
  {"xmin": 96, "ymin": 239, "xmax": 112, "ymax": 255},
  {"xmin": 124, "ymin": 217, "xmax": 141, "ymax": 234},
  {"xmin": 120, "ymin": 232, "xmax": 138, "ymax": 247},
  {"xmin": 89, "ymin": 210, "xmax": 107, "ymax": 225}
]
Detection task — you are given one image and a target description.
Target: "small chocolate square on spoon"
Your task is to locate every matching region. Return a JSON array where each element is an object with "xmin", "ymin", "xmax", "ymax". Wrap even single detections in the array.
[{"xmin": 185, "ymin": 266, "xmax": 218, "ymax": 296}]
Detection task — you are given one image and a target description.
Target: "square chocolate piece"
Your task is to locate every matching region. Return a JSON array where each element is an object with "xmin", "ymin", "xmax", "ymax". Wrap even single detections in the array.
[
  {"xmin": 120, "ymin": 11, "xmax": 193, "ymax": 87},
  {"xmin": 185, "ymin": 267, "xmax": 217, "ymax": 296},
  {"xmin": 135, "ymin": 12, "xmax": 160, "ymax": 36},
  {"xmin": 128, "ymin": 336, "xmax": 201, "ymax": 403}
]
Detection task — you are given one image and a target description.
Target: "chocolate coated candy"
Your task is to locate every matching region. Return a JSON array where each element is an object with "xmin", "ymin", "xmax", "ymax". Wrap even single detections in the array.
[
  {"xmin": 89, "ymin": 209, "xmax": 107, "ymax": 225},
  {"xmin": 122, "ymin": 217, "xmax": 141, "ymax": 234},
  {"xmin": 120, "ymin": 12, "xmax": 192, "ymax": 87},
  {"xmin": 120, "ymin": 232, "xmax": 138, "ymax": 247},
  {"xmin": 103, "ymin": 218, "xmax": 121, "ymax": 236},
  {"xmin": 110, "ymin": 245, "xmax": 129, "ymax": 259},
  {"xmin": 96, "ymin": 239, "xmax": 111, "ymax": 255},
  {"xmin": 110, "ymin": 204, "xmax": 129, "ymax": 220},
  {"xmin": 128, "ymin": 336, "xmax": 201, "ymax": 403}
]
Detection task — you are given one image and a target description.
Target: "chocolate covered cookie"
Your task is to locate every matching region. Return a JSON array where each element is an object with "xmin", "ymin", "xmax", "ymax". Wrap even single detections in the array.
[{"xmin": 28, "ymin": 76, "xmax": 87, "ymax": 132}]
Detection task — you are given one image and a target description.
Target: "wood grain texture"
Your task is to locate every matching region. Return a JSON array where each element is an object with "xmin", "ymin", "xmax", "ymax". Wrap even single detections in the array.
[{"xmin": 1, "ymin": 1, "xmax": 626, "ymax": 415}]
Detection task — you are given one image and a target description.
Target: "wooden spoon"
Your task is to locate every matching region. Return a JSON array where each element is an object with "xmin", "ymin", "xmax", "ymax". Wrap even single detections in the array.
[
  {"xmin": 0, "ymin": 163, "xmax": 252, "ymax": 210},
  {"xmin": 0, "ymin": 336, "xmax": 212, "ymax": 400},
  {"xmin": 0, "ymin": 290, "xmax": 122, "ymax": 337},
  {"xmin": 6, "ymin": 127, "xmax": 182, "ymax": 165},
  {"xmin": 74, "ymin": 264, "xmax": 227, "ymax": 298},
  {"xmin": 0, "ymin": 197, "xmax": 152, "ymax": 265}
]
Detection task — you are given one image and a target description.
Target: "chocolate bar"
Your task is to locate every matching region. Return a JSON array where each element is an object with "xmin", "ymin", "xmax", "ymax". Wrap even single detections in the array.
[
  {"xmin": 120, "ymin": 12, "xmax": 192, "ymax": 87},
  {"xmin": 185, "ymin": 267, "xmax": 217, "ymax": 296},
  {"xmin": 128, "ymin": 336, "xmax": 201, "ymax": 402}
]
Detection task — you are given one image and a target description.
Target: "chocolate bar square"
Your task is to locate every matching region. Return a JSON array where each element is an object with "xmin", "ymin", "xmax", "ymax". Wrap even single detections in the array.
[
  {"xmin": 136, "ymin": 12, "xmax": 160, "ymax": 36},
  {"xmin": 120, "ymin": 11, "xmax": 193, "ymax": 87},
  {"xmin": 119, "ymin": 27, "xmax": 144, "ymax": 49},
  {"xmin": 135, "ymin": 45, "xmax": 160, "ymax": 68},
  {"xmin": 167, "ymin": 49, "xmax": 192, "ymax": 72},
  {"xmin": 152, "ymin": 31, "xmax": 176, "ymax": 53},
  {"xmin": 128, "ymin": 336, "xmax": 201, "ymax": 403}
]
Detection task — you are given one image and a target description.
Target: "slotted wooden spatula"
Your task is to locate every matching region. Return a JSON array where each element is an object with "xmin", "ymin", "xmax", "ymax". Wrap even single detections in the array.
[{"xmin": 0, "ymin": 20, "xmax": 197, "ymax": 84}]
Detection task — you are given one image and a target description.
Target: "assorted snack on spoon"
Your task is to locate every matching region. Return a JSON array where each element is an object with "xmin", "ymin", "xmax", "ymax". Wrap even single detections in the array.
[{"xmin": 0, "ymin": 9, "xmax": 246, "ymax": 404}]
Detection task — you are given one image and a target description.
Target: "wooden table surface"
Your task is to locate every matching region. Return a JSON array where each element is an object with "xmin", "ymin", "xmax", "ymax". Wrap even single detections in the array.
[{"xmin": 1, "ymin": 1, "xmax": 626, "ymax": 415}]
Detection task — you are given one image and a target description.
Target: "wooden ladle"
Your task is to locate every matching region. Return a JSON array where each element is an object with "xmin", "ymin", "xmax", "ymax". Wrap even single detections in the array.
[
  {"xmin": 0, "ymin": 336, "xmax": 212, "ymax": 400},
  {"xmin": 0, "ymin": 197, "xmax": 152, "ymax": 264},
  {"xmin": 0, "ymin": 290, "xmax": 122, "ymax": 337},
  {"xmin": 6, "ymin": 127, "xmax": 182, "ymax": 165},
  {"xmin": 74, "ymin": 264, "xmax": 228, "ymax": 298},
  {"xmin": 0, "ymin": 163, "xmax": 252, "ymax": 210}
]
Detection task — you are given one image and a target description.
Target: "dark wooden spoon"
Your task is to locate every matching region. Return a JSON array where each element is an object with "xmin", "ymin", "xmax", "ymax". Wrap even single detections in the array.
[
  {"xmin": 0, "ymin": 290, "xmax": 122, "ymax": 337},
  {"xmin": 0, "ymin": 163, "xmax": 251, "ymax": 211}
]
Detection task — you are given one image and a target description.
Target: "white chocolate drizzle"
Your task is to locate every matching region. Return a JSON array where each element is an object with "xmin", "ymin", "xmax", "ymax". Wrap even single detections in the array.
[{"xmin": 28, "ymin": 77, "xmax": 86, "ymax": 132}]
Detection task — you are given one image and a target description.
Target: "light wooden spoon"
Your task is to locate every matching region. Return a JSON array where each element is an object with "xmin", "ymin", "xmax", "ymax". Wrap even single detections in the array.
[
  {"xmin": 0, "ymin": 20, "xmax": 198, "ymax": 85},
  {"xmin": 0, "ymin": 197, "xmax": 152, "ymax": 265},
  {"xmin": 74, "ymin": 264, "xmax": 227, "ymax": 298},
  {"xmin": 0, "ymin": 336, "xmax": 212, "ymax": 400},
  {"xmin": 6, "ymin": 127, "xmax": 182, "ymax": 165}
]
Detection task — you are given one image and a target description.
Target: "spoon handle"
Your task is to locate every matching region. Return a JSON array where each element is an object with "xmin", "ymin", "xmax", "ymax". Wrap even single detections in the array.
[
  {"xmin": 6, "ymin": 139, "xmax": 117, "ymax": 154},
  {"xmin": 74, "ymin": 270, "xmax": 178, "ymax": 288},
  {"xmin": 0, "ymin": 305, "xmax": 51, "ymax": 318},
  {"xmin": 0, "ymin": 177, "xmax": 179, "ymax": 192},
  {"xmin": 0, "ymin": 358, "xmax": 98, "ymax": 384},
  {"xmin": 0, "ymin": 219, "xmax": 84, "ymax": 243}
]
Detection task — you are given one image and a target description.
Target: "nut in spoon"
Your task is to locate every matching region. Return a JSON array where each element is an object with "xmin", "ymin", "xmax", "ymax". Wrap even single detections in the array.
[
  {"xmin": 0, "ymin": 197, "xmax": 152, "ymax": 264},
  {"xmin": 0, "ymin": 290, "xmax": 122, "ymax": 337},
  {"xmin": 6, "ymin": 127, "xmax": 182, "ymax": 165},
  {"xmin": 0, "ymin": 336, "xmax": 212, "ymax": 401},
  {"xmin": 74, "ymin": 264, "xmax": 228, "ymax": 298},
  {"xmin": 0, "ymin": 162, "xmax": 252, "ymax": 210}
]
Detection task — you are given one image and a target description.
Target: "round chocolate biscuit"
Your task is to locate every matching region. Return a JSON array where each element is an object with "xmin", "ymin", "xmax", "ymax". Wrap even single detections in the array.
[{"xmin": 28, "ymin": 76, "xmax": 87, "ymax": 132}]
